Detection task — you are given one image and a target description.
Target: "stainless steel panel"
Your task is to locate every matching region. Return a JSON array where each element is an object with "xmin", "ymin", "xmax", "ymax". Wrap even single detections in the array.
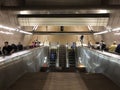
[
  {"xmin": 0, "ymin": 46, "xmax": 49, "ymax": 90},
  {"xmin": 77, "ymin": 47, "xmax": 120, "ymax": 87}
]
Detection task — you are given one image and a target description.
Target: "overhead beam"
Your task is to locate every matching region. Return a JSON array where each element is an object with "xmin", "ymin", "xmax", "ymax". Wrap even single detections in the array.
[
  {"xmin": 101, "ymin": 0, "xmax": 109, "ymax": 5},
  {"xmin": 1, "ymin": 5, "xmax": 120, "ymax": 10},
  {"xmin": 29, "ymin": 31, "xmax": 97, "ymax": 35},
  {"xmin": 0, "ymin": 0, "xmax": 26, "ymax": 6},
  {"xmin": 17, "ymin": 14, "xmax": 110, "ymax": 18}
]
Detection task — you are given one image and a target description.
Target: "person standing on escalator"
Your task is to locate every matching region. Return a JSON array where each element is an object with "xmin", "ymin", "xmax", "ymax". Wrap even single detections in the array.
[
  {"xmin": 17, "ymin": 42, "xmax": 23, "ymax": 51},
  {"xmin": 2, "ymin": 41, "xmax": 14, "ymax": 55},
  {"xmin": 0, "ymin": 47, "xmax": 2, "ymax": 56},
  {"xmin": 100, "ymin": 40, "xmax": 106, "ymax": 51},
  {"xmin": 80, "ymin": 35, "xmax": 84, "ymax": 46}
]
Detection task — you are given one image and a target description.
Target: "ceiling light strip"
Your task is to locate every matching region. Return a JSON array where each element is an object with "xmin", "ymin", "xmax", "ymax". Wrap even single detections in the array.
[
  {"xmin": 33, "ymin": 25, "xmax": 38, "ymax": 31},
  {"xmin": 94, "ymin": 30, "xmax": 108, "ymax": 35},
  {"xmin": 19, "ymin": 30, "xmax": 32, "ymax": 35},
  {"xmin": 0, "ymin": 25, "xmax": 32, "ymax": 35},
  {"xmin": 0, "ymin": 31, "xmax": 13, "ymax": 35},
  {"xmin": 112, "ymin": 28, "xmax": 120, "ymax": 32},
  {"xmin": 0, "ymin": 25, "xmax": 16, "ymax": 31},
  {"xmin": 88, "ymin": 25, "xmax": 94, "ymax": 31},
  {"xmin": 94, "ymin": 27, "xmax": 120, "ymax": 35}
]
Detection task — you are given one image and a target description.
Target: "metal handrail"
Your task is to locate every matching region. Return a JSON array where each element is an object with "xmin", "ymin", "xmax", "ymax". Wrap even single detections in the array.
[
  {"xmin": 74, "ymin": 47, "xmax": 77, "ymax": 67},
  {"xmin": 56, "ymin": 44, "xmax": 59, "ymax": 67},
  {"xmin": 66, "ymin": 44, "xmax": 69, "ymax": 68}
]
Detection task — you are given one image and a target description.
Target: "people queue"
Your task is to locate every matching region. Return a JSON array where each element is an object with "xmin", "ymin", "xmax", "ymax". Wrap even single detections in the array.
[
  {"xmin": 0, "ymin": 40, "xmax": 42, "ymax": 56},
  {"xmin": 1, "ymin": 40, "xmax": 120, "ymax": 56},
  {"xmin": 88, "ymin": 40, "xmax": 120, "ymax": 54},
  {"xmin": 0, "ymin": 41, "xmax": 23, "ymax": 56}
]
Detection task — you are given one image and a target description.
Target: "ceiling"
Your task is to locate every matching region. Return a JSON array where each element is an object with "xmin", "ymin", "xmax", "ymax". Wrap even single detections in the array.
[
  {"xmin": 1, "ymin": 0, "xmax": 120, "ymax": 10},
  {"xmin": 0, "ymin": 0, "xmax": 102, "ymax": 7},
  {"xmin": 0, "ymin": 0, "xmax": 120, "ymax": 34}
]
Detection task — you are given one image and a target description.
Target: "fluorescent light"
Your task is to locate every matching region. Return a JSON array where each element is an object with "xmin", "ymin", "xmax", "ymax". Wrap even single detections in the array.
[
  {"xmin": 88, "ymin": 25, "xmax": 91, "ymax": 30},
  {"xmin": 114, "ymin": 33, "xmax": 120, "ymax": 35},
  {"xmin": 88, "ymin": 25, "xmax": 93, "ymax": 31},
  {"xmin": 5, "ymin": 32, "xmax": 14, "ymax": 35},
  {"xmin": 33, "ymin": 25, "xmax": 38, "ymax": 31},
  {"xmin": 20, "ymin": 11, "xmax": 31, "ymax": 14},
  {"xmin": 94, "ymin": 30, "xmax": 108, "ymax": 35},
  {"xmin": 94, "ymin": 27, "xmax": 120, "ymax": 35},
  {"xmin": 0, "ymin": 25, "xmax": 32, "ymax": 35},
  {"xmin": 98, "ymin": 10, "xmax": 108, "ymax": 13},
  {"xmin": 112, "ymin": 28, "xmax": 120, "ymax": 31},
  {"xmin": 19, "ymin": 30, "xmax": 32, "ymax": 35},
  {"xmin": 0, "ymin": 25, "xmax": 16, "ymax": 31},
  {"xmin": 34, "ymin": 25, "xmax": 38, "ymax": 30},
  {"xmin": 0, "ymin": 31, "xmax": 13, "ymax": 35},
  {"xmin": 33, "ymin": 26, "xmax": 35, "ymax": 30}
]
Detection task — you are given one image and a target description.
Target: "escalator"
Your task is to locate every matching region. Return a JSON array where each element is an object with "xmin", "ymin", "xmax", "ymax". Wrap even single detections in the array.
[
  {"xmin": 7, "ymin": 46, "xmax": 120, "ymax": 90},
  {"xmin": 68, "ymin": 49, "xmax": 76, "ymax": 67},
  {"xmin": 59, "ymin": 45, "xmax": 66, "ymax": 68},
  {"xmin": 5, "ymin": 46, "xmax": 120, "ymax": 90},
  {"xmin": 40, "ymin": 48, "xmax": 57, "ymax": 72},
  {"xmin": 49, "ymin": 49, "xmax": 57, "ymax": 67}
]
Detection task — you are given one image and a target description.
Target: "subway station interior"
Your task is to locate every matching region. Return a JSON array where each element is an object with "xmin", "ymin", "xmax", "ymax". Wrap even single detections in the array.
[{"xmin": 1, "ymin": 0, "xmax": 120, "ymax": 90}]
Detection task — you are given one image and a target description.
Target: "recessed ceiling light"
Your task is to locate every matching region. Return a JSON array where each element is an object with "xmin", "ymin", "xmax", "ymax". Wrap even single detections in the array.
[
  {"xmin": 75, "ymin": 11, "xmax": 79, "ymax": 14},
  {"xmin": 98, "ymin": 10, "xmax": 109, "ymax": 14},
  {"xmin": 20, "ymin": 11, "xmax": 31, "ymax": 14}
]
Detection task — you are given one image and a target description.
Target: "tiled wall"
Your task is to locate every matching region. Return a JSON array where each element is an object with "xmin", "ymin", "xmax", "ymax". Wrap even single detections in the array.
[
  {"xmin": 0, "ymin": 11, "xmax": 33, "ymax": 47},
  {"xmin": 103, "ymin": 11, "xmax": 120, "ymax": 46}
]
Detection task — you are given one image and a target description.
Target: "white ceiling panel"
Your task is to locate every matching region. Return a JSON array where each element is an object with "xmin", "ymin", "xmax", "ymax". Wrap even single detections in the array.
[{"xmin": 18, "ymin": 18, "xmax": 109, "ymax": 26}]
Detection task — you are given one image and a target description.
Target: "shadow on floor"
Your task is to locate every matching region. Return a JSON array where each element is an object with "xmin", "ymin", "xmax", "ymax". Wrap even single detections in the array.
[
  {"xmin": 80, "ymin": 73, "xmax": 120, "ymax": 90},
  {"xmin": 7, "ymin": 72, "xmax": 49, "ymax": 90},
  {"xmin": 7, "ymin": 69, "xmax": 120, "ymax": 90}
]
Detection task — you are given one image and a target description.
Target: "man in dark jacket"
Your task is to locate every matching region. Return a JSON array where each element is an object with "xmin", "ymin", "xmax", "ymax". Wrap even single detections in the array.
[
  {"xmin": 11, "ymin": 44, "xmax": 17, "ymax": 52},
  {"xmin": 115, "ymin": 44, "xmax": 120, "ymax": 54},
  {"xmin": 2, "ymin": 41, "xmax": 14, "ymax": 55},
  {"xmin": 80, "ymin": 35, "xmax": 84, "ymax": 46},
  {"xmin": 17, "ymin": 42, "xmax": 23, "ymax": 51},
  {"xmin": 0, "ymin": 47, "xmax": 2, "ymax": 55}
]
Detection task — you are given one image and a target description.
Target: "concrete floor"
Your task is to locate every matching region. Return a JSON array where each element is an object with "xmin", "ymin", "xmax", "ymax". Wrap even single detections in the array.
[{"xmin": 7, "ymin": 72, "xmax": 120, "ymax": 90}]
